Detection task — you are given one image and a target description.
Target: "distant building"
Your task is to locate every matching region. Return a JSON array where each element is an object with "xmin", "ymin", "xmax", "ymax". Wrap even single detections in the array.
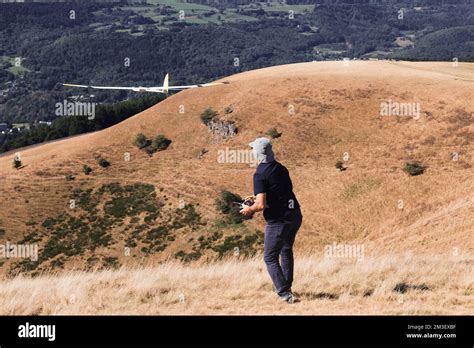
[{"xmin": 11, "ymin": 123, "xmax": 30, "ymax": 131}]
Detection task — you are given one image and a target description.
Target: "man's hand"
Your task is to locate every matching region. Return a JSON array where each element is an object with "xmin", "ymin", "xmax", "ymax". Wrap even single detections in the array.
[
  {"xmin": 239, "ymin": 193, "xmax": 266, "ymax": 216},
  {"xmin": 239, "ymin": 204, "xmax": 254, "ymax": 216},
  {"xmin": 243, "ymin": 195, "xmax": 256, "ymax": 205}
]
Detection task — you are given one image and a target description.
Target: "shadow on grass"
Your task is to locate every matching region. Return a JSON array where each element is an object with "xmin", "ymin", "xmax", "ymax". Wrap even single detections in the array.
[
  {"xmin": 393, "ymin": 282, "xmax": 431, "ymax": 294},
  {"xmin": 299, "ymin": 291, "xmax": 339, "ymax": 301}
]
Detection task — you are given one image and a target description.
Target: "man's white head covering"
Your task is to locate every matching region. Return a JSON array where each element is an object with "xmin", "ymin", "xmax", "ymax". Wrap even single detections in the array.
[{"xmin": 249, "ymin": 137, "xmax": 275, "ymax": 163}]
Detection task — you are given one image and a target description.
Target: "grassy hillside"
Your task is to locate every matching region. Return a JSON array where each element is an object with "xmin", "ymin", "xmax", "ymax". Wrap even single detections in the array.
[{"xmin": 0, "ymin": 61, "xmax": 473, "ymax": 276}]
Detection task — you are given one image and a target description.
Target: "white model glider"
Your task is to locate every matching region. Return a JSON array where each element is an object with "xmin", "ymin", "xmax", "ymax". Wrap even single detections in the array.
[{"xmin": 62, "ymin": 73, "xmax": 228, "ymax": 94}]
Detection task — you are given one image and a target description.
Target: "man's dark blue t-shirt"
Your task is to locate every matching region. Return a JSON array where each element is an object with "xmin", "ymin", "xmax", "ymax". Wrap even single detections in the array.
[{"xmin": 253, "ymin": 160, "xmax": 300, "ymax": 223}]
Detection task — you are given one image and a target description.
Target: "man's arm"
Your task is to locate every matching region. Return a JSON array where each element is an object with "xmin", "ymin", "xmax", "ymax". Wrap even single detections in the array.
[{"xmin": 240, "ymin": 193, "xmax": 266, "ymax": 216}]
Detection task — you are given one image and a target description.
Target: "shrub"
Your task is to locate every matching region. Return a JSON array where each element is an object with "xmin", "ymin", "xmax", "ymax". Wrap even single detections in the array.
[
  {"xmin": 134, "ymin": 134, "xmax": 171, "ymax": 154},
  {"xmin": 200, "ymin": 107, "xmax": 218, "ymax": 125},
  {"xmin": 142, "ymin": 146, "xmax": 153, "ymax": 156},
  {"xmin": 335, "ymin": 160, "xmax": 345, "ymax": 171},
  {"xmin": 212, "ymin": 232, "xmax": 262, "ymax": 258},
  {"xmin": 97, "ymin": 157, "xmax": 110, "ymax": 168},
  {"xmin": 83, "ymin": 165, "xmax": 92, "ymax": 175},
  {"xmin": 104, "ymin": 197, "xmax": 129, "ymax": 218},
  {"xmin": 102, "ymin": 256, "xmax": 120, "ymax": 269},
  {"xmin": 133, "ymin": 133, "xmax": 151, "ymax": 149},
  {"xmin": 65, "ymin": 174, "xmax": 75, "ymax": 181},
  {"xmin": 404, "ymin": 160, "xmax": 425, "ymax": 176},
  {"xmin": 25, "ymin": 219, "xmax": 36, "ymax": 226},
  {"xmin": 175, "ymin": 250, "xmax": 202, "ymax": 262},
  {"xmin": 152, "ymin": 134, "xmax": 171, "ymax": 151},
  {"xmin": 267, "ymin": 127, "xmax": 282, "ymax": 139},
  {"xmin": 216, "ymin": 190, "xmax": 242, "ymax": 214},
  {"xmin": 215, "ymin": 190, "xmax": 250, "ymax": 224},
  {"xmin": 13, "ymin": 157, "xmax": 22, "ymax": 169},
  {"xmin": 172, "ymin": 204, "xmax": 202, "ymax": 229}
]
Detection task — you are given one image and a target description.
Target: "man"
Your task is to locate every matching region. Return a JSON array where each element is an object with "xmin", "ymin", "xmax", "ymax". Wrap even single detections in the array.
[{"xmin": 240, "ymin": 137, "xmax": 302, "ymax": 304}]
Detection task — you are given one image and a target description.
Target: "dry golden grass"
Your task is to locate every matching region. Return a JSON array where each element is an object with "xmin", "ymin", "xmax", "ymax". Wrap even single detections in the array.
[{"xmin": 1, "ymin": 254, "xmax": 472, "ymax": 315}]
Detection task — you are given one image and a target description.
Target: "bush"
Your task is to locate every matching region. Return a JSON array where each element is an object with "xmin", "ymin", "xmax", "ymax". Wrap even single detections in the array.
[
  {"xmin": 212, "ymin": 232, "xmax": 262, "ymax": 258},
  {"xmin": 83, "ymin": 165, "xmax": 92, "ymax": 175},
  {"xmin": 152, "ymin": 134, "xmax": 171, "ymax": 151},
  {"xmin": 335, "ymin": 160, "xmax": 345, "ymax": 171},
  {"xmin": 102, "ymin": 256, "xmax": 120, "ymax": 269},
  {"xmin": 13, "ymin": 157, "xmax": 22, "ymax": 169},
  {"xmin": 404, "ymin": 160, "xmax": 425, "ymax": 176},
  {"xmin": 133, "ymin": 133, "xmax": 151, "ymax": 149},
  {"xmin": 97, "ymin": 157, "xmax": 110, "ymax": 168},
  {"xmin": 215, "ymin": 190, "xmax": 250, "ymax": 224},
  {"xmin": 216, "ymin": 190, "xmax": 242, "ymax": 214},
  {"xmin": 144, "ymin": 146, "xmax": 155, "ymax": 156},
  {"xmin": 134, "ymin": 134, "xmax": 171, "ymax": 154},
  {"xmin": 172, "ymin": 204, "xmax": 202, "ymax": 229},
  {"xmin": 175, "ymin": 250, "xmax": 201, "ymax": 262},
  {"xmin": 267, "ymin": 127, "xmax": 282, "ymax": 139},
  {"xmin": 200, "ymin": 107, "xmax": 218, "ymax": 125}
]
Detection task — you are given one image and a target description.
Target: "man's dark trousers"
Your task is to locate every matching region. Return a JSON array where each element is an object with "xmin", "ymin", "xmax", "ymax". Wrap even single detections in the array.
[{"xmin": 263, "ymin": 209, "xmax": 302, "ymax": 296}]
